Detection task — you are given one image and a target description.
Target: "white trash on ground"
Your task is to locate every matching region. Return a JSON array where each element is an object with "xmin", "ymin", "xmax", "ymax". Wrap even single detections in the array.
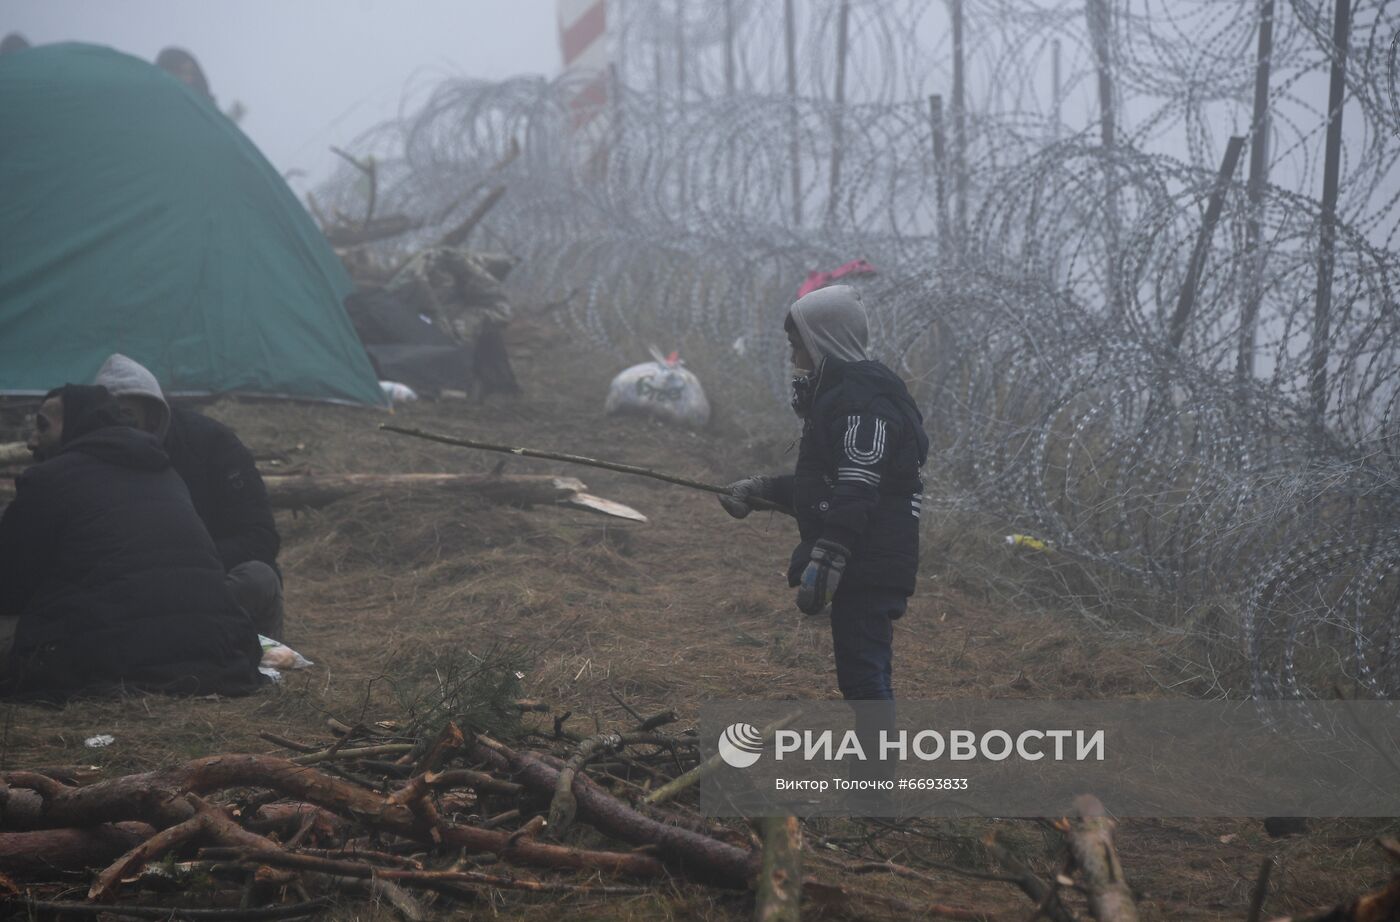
[
  {"xmin": 258, "ymin": 635, "xmax": 314, "ymax": 683},
  {"xmin": 85, "ymin": 734, "xmax": 115, "ymax": 748},
  {"xmin": 379, "ymin": 380, "xmax": 419, "ymax": 403},
  {"xmin": 604, "ymin": 347, "xmax": 710, "ymax": 428}
]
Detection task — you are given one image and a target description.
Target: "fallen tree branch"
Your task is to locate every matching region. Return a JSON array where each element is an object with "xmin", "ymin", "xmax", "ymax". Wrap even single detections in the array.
[
  {"xmin": 548, "ymin": 732, "xmax": 678, "ymax": 836},
  {"xmin": 91, "ymin": 795, "xmax": 283, "ymax": 902},
  {"xmin": 644, "ymin": 711, "xmax": 802, "ymax": 806},
  {"xmin": 323, "ymin": 214, "xmax": 421, "ymax": 248},
  {"xmin": 330, "ymin": 146, "xmax": 378, "ymax": 230},
  {"xmin": 983, "ymin": 835, "xmax": 1075, "ymax": 922},
  {"xmin": 472, "ymin": 734, "xmax": 758, "ymax": 887},
  {"xmin": 291, "ymin": 742, "xmax": 415, "ymax": 766},
  {"xmin": 6, "ymin": 897, "xmax": 333, "ymax": 919},
  {"xmin": 0, "ymin": 822, "xmax": 153, "ymax": 878}
]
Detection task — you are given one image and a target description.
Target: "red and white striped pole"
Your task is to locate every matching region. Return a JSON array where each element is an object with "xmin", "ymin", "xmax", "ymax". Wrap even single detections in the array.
[{"xmin": 558, "ymin": 0, "xmax": 610, "ymax": 175}]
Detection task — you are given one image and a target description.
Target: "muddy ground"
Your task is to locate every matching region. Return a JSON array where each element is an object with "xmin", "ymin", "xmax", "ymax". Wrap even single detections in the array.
[{"xmin": 1, "ymin": 316, "xmax": 1394, "ymax": 920}]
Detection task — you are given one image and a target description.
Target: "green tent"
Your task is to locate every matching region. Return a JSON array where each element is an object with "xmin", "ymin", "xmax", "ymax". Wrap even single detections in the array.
[{"xmin": 0, "ymin": 43, "xmax": 386, "ymax": 406}]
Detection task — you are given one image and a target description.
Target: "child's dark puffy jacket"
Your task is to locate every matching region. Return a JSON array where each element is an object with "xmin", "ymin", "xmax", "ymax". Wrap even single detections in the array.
[{"xmin": 770, "ymin": 357, "xmax": 929, "ymax": 595}]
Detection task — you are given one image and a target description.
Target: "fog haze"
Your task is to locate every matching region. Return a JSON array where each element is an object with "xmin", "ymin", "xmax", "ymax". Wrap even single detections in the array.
[{"xmin": 4, "ymin": 0, "xmax": 560, "ymax": 189}]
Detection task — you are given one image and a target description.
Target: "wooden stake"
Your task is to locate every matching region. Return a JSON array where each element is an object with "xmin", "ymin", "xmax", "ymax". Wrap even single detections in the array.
[
  {"xmin": 1311, "ymin": 0, "xmax": 1352, "ymax": 432},
  {"xmin": 785, "ymin": 0, "xmax": 802, "ymax": 226},
  {"xmin": 1062, "ymin": 795, "xmax": 1138, "ymax": 922},
  {"xmin": 1168, "ymin": 135, "xmax": 1246, "ymax": 354},
  {"xmin": 1237, "ymin": 0, "xmax": 1276, "ymax": 383},
  {"xmin": 754, "ymin": 815, "xmax": 802, "ymax": 922}
]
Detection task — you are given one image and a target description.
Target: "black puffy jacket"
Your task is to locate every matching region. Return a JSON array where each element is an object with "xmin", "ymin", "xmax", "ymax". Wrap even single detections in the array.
[
  {"xmin": 0, "ymin": 427, "xmax": 265, "ymax": 699},
  {"xmin": 772, "ymin": 358, "xmax": 929, "ymax": 595},
  {"xmin": 166, "ymin": 406, "xmax": 280, "ymax": 572}
]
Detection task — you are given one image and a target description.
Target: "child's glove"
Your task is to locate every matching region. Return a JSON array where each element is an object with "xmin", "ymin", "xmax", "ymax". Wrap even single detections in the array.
[
  {"xmin": 796, "ymin": 539, "xmax": 850, "ymax": 615},
  {"xmin": 718, "ymin": 476, "xmax": 776, "ymax": 519}
]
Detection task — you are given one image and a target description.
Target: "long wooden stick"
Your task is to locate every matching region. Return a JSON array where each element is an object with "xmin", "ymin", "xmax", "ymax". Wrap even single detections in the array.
[{"xmin": 380, "ymin": 424, "xmax": 793, "ymax": 515}]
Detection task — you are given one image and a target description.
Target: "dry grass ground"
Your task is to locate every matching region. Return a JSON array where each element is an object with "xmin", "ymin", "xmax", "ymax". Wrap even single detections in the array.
[{"xmin": 1, "ymin": 316, "xmax": 1395, "ymax": 920}]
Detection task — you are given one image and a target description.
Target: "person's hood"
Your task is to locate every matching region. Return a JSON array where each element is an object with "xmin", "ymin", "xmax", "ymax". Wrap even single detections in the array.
[
  {"xmin": 61, "ymin": 426, "xmax": 170, "ymax": 472},
  {"xmin": 93, "ymin": 354, "xmax": 171, "ymax": 441},
  {"xmin": 788, "ymin": 284, "xmax": 869, "ymax": 366}
]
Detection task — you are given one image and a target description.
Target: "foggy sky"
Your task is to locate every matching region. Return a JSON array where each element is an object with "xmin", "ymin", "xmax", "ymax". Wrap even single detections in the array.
[{"xmin": 4, "ymin": 0, "xmax": 560, "ymax": 190}]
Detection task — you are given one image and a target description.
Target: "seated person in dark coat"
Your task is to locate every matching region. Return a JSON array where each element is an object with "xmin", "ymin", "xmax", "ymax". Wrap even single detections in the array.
[
  {"xmin": 94, "ymin": 354, "xmax": 284, "ymax": 641},
  {"xmin": 0, "ymin": 385, "xmax": 265, "ymax": 699}
]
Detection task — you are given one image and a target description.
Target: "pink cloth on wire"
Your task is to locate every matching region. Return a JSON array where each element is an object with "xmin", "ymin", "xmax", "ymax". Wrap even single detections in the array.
[{"xmin": 795, "ymin": 259, "xmax": 878, "ymax": 299}]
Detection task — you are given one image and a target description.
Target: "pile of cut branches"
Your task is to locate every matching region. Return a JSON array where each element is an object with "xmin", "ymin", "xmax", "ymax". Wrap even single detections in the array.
[{"xmin": 3, "ymin": 706, "xmax": 1398, "ymax": 922}]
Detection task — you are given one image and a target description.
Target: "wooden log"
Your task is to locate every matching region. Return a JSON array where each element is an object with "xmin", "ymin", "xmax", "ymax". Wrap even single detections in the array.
[
  {"xmin": 0, "ymin": 442, "xmax": 29, "ymax": 466},
  {"xmin": 754, "ymin": 815, "xmax": 801, "ymax": 922},
  {"xmin": 983, "ymin": 836, "xmax": 1075, "ymax": 922},
  {"xmin": 1064, "ymin": 795, "xmax": 1138, "ymax": 922},
  {"xmin": 5, "ymin": 898, "xmax": 334, "ymax": 920},
  {"xmin": 0, "ymin": 822, "xmax": 153, "ymax": 878},
  {"xmin": 0, "ymin": 469, "xmax": 649, "ymax": 521},
  {"xmin": 4, "ymin": 472, "xmax": 589, "ymax": 508},
  {"xmin": 259, "ymin": 472, "xmax": 588, "ymax": 509},
  {"xmin": 244, "ymin": 802, "xmax": 348, "ymax": 842},
  {"xmin": 471, "ymin": 735, "xmax": 758, "ymax": 888}
]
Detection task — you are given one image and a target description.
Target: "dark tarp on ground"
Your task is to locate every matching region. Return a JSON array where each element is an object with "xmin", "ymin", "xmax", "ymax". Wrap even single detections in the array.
[{"xmin": 0, "ymin": 43, "xmax": 385, "ymax": 406}]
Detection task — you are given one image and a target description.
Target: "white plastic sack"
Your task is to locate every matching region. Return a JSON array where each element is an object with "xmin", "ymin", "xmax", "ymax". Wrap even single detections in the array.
[
  {"xmin": 379, "ymin": 380, "xmax": 419, "ymax": 403},
  {"xmin": 604, "ymin": 348, "xmax": 710, "ymax": 428},
  {"xmin": 258, "ymin": 635, "xmax": 314, "ymax": 682}
]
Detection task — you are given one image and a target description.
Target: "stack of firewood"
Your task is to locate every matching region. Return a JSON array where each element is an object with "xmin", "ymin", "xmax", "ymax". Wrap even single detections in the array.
[{"xmin": 2, "ymin": 707, "xmax": 1396, "ymax": 921}]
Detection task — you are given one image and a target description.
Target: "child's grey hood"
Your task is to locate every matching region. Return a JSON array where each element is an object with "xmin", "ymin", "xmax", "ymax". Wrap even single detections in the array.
[
  {"xmin": 93, "ymin": 353, "xmax": 171, "ymax": 441},
  {"xmin": 788, "ymin": 284, "xmax": 869, "ymax": 365}
]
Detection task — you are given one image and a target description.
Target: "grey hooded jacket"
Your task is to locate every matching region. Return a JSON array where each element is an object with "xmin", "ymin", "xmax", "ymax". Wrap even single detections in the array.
[
  {"xmin": 788, "ymin": 285, "xmax": 869, "ymax": 365},
  {"xmin": 94, "ymin": 355, "xmax": 279, "ymax": 572}
]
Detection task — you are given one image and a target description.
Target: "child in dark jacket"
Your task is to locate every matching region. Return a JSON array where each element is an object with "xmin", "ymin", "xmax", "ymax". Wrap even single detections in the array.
[{"xmin": 720, "ymin": 285, "xmax": 928, "ymax": 703}]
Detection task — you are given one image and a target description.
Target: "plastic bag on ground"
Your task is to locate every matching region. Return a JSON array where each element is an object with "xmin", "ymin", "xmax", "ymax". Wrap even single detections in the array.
[
  {"xmin": 604, "ymin": 347, "xmax": 710, "ymax": 428},
  {"xmin": 258, "ymin": 635, "xmax": 314, "ymax": 682}
]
